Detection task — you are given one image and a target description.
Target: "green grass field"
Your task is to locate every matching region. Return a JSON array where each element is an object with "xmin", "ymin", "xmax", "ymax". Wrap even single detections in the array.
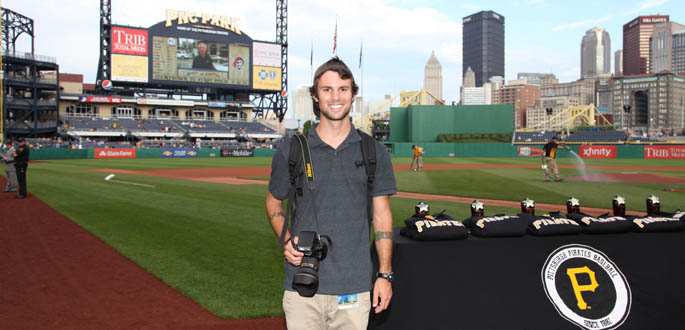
[{"xmin": 11, "ymin": 156, "xmax": 685, "ymax": 318}]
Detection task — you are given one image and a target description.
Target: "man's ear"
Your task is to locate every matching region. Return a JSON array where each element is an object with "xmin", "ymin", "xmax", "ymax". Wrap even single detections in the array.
[{"xmin": 312, "ymin": 94, "xmax": 319, "ymax": 103}]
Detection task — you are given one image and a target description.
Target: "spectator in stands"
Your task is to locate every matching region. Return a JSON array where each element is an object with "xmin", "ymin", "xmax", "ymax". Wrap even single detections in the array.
[{"xmin": 192, "ymin": 42, "xmax": 215, "ymax": 70}]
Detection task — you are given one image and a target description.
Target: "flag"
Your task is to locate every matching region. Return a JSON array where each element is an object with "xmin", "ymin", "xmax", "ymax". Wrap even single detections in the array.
[
  {"xmin": 359, "ymin": 41, "xmax": 363, "ymax": 68},
  {"xmin": 333, "ymin": 19, "xmax": 337, "ymax": 55}
]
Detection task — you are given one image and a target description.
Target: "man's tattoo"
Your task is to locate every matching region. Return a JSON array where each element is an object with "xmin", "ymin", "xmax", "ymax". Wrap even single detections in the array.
[
  {"xmin": 375, "ymin": 231, "xmax": 393, "ymax": 240},
  {"xmin": 270, "ymin": 211, "xmax": 284, "ymax": 219}
]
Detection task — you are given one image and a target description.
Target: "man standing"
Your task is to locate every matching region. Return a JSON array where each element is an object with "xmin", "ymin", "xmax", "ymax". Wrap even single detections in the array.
[
  {"xmin": 12, "ymin": 137, "xmax": 30, "ymax": 198},
  {"xmin": 541, "ymin": 136, "xmax": 569, "ymax": 182},
  {"xmin": 266, "ymin": 57, "xmax": 396, "ymax": 330},
  {"xmin": 1, "ymin": 140, "xmax": 18, "ymax": 192},
  {"xmin": 409, "ymin": 145, "xmax": 424, "ymax": 171},
  {"xmin": 192, "ymin": 42, "xmax": 215, "ymax": 70}
]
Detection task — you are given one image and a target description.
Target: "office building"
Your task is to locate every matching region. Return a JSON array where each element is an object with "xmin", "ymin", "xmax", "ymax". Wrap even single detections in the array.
[
  {"xmin": 623, "ymin": 15, "xmax": 669, "ymax": 75},
  {"xmin": 674, "ymin": 31, "xmax": 685, "ymax": 74},
  {"xmin": 610, "ymin": 72, "xmax": 685, "ymax": 133},
  {"xmin": 462, "ymin": 87, "xmax": 486, "ymax": 105},
  {"xmin": 462, "ymin": 10, "xmax": 505, "ymax": 87},
  {"xmin": 424, "ymin": 51, "xmax": 443, "ymax": 104},
  {"xmin": 650, "ymin": 22, "xmax": 685, "ymax": 73},
  {"xmin": 517, "ymin": 72, "xmax": 556, "ymax": 86},
  {"xmin": 581, "ymin": 28, "xmax": 611, "ymax": 78},
  {"xmin": 499, "ymin": 82, "xmax": 539, "ymax": 128},
  {"xmin": 294, "ymin": 84, "xmax": 314, "ymax": 122},
  {"xmin": 615, "ymin": 50, "xmax": 623, "ymax": 76}
]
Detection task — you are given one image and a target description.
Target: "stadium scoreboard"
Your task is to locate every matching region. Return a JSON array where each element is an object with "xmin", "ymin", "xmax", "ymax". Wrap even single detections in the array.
[{"xmin": 109, "ymin": 7, "xmax": 282, "ymax": 93}]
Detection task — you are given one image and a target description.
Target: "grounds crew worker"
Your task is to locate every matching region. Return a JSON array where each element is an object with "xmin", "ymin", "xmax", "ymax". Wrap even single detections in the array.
[
  {"xmin": 2, "ymin": 140, "xmax": 18, "ymax": 192},
  {"xmin": 541, "ymin": 136, "xmax": 569, "ymax": 182},
  {"xmin": 12, "ymin": 137, "xmax": 30, "ymax": 198},
  {"xmin": 266, "ymin": 57, "xmax": 397, "ymax": 330},
  {"xmin": 409, "ymin": 145, "xmax": 424, "ymax": 171}
]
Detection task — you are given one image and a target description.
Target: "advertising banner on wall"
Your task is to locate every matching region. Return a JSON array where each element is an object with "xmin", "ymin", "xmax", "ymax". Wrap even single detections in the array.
[
  {"xmin": 78, "ymin": 96, "xmax": 122, "ymax": 103},
  {"xmin": 112, "ymin": 54, "xmax": 149, "ymax": 82},
  {"xmin": 253, "ymin": 42, "xmax": 281, "ymax": 67},
  {"xmin": 253, "ymin": 66, "xmax": 281, "ymax": 90},
  {"xmin": 644, "ymin": 145, "xmax": 685, "ymax": 159},
  {"xmin": 221, "ymin": 148, "xmax": 254, "ymax": 157},
  {"xmin": 578, "ymin": 145, "xmax": 617, "ymax": 159},
  {"xmin": 228, "ymin": 44, "xmax": 250, "ymax": 86},
  {"xmin": 161, "ymin": 148, "xmax": 199, "ymax": 158},
  {"xmin": 112, "ymin": 27, "xmax": 148, "ymax": 56},
  {"xmin": 94, "ymin": 148, "xmax": 136, "ymax": 159},
  {"xmin": 517, "ymin": 146, "xmax": 544, "ymax": 157}
]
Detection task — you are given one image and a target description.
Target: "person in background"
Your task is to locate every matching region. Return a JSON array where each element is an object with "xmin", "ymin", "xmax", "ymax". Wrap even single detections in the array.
[
  {"xmin": 1, "ymin": 140, "xmax": 18, "ymax": 192},
  {"xmin": 541, "ymin": 136, "xmax": 569, "ymax": 182},
  {"xmin": 12, "ymin": 137, "xmax": 30, "ymax": 198},
  {"xmin": 192, "ymin": 42, "xmax": 215, "ymax": 70},
  {"xmin": 409, "ymin": 145, "xmax": 424, "ymax": 171}
]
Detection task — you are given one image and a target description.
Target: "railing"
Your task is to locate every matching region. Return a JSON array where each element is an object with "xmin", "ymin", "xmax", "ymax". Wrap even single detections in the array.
[{"xmin": 1, "ymin": 51, "xmax": 57, "ymax": 64}]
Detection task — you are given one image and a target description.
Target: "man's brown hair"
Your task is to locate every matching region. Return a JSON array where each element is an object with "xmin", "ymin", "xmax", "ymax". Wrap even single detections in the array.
[{"xmin": 309, "ymin": 57, "xmax": 359, "ymax": 118}]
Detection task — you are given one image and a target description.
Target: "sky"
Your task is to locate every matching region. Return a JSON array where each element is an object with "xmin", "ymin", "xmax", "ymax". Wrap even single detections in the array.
[{"xmin": 4, "ymin": 0, "xmax": 684, "ymax": 120}]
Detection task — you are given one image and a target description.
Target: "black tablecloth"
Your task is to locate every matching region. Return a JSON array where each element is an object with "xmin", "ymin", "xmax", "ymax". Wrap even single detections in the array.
[{"xmin": 370, "ymin": 228, "xmax": 685, "ymax": 330}]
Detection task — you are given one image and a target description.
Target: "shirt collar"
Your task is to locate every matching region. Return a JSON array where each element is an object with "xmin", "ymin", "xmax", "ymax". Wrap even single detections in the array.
[{"xmin": 306, "ymin": 123, "xmax": 362, "ymax": 148}]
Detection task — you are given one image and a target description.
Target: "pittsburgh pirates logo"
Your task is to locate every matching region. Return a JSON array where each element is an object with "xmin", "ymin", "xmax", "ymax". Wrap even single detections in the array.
[{"xmin": 542, "ymin": 244, "xmax": 631, "ymax": 330}]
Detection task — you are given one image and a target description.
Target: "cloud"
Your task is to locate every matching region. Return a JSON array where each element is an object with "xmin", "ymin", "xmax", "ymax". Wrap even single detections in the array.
[
  {"xmin": 621, "ymin": 0, "xmax": 669, "ymax": 16},
  {"xmin": 463, "ymin": 4, "xmax": 481, "ymax": 11},
  {"xmin": 527, "ymin": 0, "xmax": 549, "ymax": 8},
  {"xmin": 552, "ymin": 15, "xmax": 613, "ymax": 32}
]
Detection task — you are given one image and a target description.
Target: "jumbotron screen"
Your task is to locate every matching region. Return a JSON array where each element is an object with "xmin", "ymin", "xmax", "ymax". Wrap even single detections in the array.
[{"xmin": 151, "ymin": 36, "xmax": 250, "ymax": 86}]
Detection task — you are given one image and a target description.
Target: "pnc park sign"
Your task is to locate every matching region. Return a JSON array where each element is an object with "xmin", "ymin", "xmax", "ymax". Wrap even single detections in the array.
[{"xmin": 542, "ymin": 244, "xmax": 631, "ymax": 330}]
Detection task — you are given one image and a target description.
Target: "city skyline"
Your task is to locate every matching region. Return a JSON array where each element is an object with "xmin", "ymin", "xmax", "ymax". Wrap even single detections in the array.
[{"xmin": 4, "ymin": 0, "xmax": 684, "ymax": 121}]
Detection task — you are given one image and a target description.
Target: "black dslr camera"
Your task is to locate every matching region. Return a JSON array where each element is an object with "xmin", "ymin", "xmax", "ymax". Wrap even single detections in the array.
[{"xmin": 292, "ymin": 231, "xmax": 331, "ymax": 297}]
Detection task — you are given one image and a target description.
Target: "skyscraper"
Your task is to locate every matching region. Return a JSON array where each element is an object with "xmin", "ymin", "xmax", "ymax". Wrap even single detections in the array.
[
  {"xmin": 649, "ymin": 22, "xmax": 685, "ymax": 73},
  {"xmin": 615, "ymin": 50, "xmax": 623, "ymax": 76},
  {"xmin": 294, "ymin": 84, "xmax": 314, "ymax": 122},
  {"xmin": 581, "ymin": 27, "xmax": 611, "ymax": 78},
  {"xmin": 462, "ymin": 10, "xmax": 505, "ymax": 87},
  {"xmin": 623, "ymin": 15, "xmax": 669, "ymax": 75},
  {"xmin": 423, "ymin": 51, "xmax": 443, "ymax": 104}
]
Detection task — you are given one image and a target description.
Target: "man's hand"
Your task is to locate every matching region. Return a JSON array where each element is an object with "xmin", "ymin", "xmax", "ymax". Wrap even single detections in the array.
[
  {"xmin": 372, "ymin": 277, "xmax": 392, "ymax": 313},
  {"xmin": 283, "ymin": 236, "xmax": 304, "ymax": 266}
]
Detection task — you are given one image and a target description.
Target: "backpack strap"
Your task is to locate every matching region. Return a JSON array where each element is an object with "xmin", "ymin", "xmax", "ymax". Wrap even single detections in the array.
[
  {"xmin": 358, "ymin": 129, "xmax": 377, "ymax": 222},
  {"xmin": 279, "ymin": 133, "xmax": 315, "ymax": 246}
]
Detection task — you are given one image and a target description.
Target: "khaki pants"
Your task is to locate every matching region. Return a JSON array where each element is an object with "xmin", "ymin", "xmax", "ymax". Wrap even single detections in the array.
[
  {"xmin": 544, "ymin": 157, "xmax": 560, "ymax": 180},
  {"xmin": 283, "ymin": 290, "xmax": 371, "ymax": 330},
  {"xmin": 410, "ymin": 156, "xmax": 423, "ymax": 171},
  {"xmin": 4, "ymin": 165, "xmax": 17, "ymax": 191}
]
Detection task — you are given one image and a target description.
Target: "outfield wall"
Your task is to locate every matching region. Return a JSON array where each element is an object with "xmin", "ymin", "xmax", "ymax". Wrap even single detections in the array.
[
  {"xmin": 30, "ymin": 148, "xmax": 275, "ymax": 160},
  {"xmin": 390, "ymin": 104, "xmax": 515, "ymax": 143},
  {"xmin": 386, "ymin": 143, "xmax": 685, "ymax": 159},
  {"xmin": 26, "ymin": 144, "xmax": 684, "ymax": 160}
]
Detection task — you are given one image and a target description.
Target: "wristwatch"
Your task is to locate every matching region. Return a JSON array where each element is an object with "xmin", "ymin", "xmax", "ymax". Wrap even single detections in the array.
[{"xmin": 376, "ymin": 271, "xmax": 394, "ymax": 282}]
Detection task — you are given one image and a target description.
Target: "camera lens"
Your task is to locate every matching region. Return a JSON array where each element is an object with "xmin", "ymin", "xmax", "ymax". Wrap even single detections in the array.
[{"xmin": 293, "ymin": 257, "xmax": 320, "ymax": 297}]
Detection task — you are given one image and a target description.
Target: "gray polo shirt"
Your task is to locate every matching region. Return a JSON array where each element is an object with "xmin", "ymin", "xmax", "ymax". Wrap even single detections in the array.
[{"xmin": 269, "ymin": 125, "xmax": 396, "ymax": 295}]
